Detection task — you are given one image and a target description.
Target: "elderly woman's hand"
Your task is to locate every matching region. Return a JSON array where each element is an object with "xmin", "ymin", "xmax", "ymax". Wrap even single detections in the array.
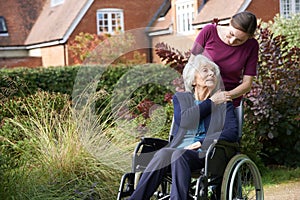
[
  {"xmin": 209, "ymin": 90, "xmax": 232, "ymax": 104},
  {"xmin": 184, "ymin": 141, "xmax": 201, "ymax": 150}
]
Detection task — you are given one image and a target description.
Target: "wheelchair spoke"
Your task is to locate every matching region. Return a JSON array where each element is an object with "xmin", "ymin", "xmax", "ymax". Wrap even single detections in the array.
[{"xmin": 231, "ymin": 163, "xmax": 257, "ymax": 199}]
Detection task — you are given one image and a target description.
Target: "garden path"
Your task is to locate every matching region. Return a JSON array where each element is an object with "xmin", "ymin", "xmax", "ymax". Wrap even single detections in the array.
[{"xmin": 264, "ymin": 181, "xmax": 300, "ymax": 200}]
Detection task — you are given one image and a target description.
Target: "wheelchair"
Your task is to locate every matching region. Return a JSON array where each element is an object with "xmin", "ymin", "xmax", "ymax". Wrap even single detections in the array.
[{"xmin": 117, "ymin": 102, "xmax": 264, "ymax": 200}]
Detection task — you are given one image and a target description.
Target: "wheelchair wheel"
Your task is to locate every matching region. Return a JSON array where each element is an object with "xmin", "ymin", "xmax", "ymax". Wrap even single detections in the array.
[{"xmin": 221, "ymin": 154, "xmax": 264, "ymax": 200}]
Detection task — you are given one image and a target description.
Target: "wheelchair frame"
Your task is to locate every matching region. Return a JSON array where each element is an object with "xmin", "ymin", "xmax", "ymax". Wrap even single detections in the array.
[{"xmin": 117, "ymin": 103, "xmax": 264, "ymax": 200}]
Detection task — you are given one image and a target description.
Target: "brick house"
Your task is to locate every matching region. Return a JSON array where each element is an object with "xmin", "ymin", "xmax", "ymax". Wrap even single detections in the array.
[
  {"xmin": 0, "ymin": 0, "xmax": 166, "ymax": 68},
  {"xmin": 0, "ymin": 0, "xmax": 299, "ymax": 68}
]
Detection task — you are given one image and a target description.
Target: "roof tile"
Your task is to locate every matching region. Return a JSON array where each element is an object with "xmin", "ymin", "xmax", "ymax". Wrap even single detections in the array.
[
  {"xmin": 25, "ymin": 0, "xmax": 92, "ymax": 45},
  {"xmin": 193, "ymin": 0, "xmax": 248, "ymax": 25}
]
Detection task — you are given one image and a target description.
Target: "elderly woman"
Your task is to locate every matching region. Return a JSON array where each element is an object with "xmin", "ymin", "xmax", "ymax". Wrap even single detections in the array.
[{"xmin": 128, "ymin": 54, "xmax": 239, "ymax": 200}]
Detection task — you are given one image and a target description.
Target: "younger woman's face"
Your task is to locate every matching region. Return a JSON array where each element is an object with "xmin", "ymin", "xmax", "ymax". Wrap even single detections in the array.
[
  {"xmin": 194, "ymin": 64, "xmax": 217, "ymax": 90},
  {"xmin": 224, "ymin": 25, "xmax": 250, "ymax": 46}
]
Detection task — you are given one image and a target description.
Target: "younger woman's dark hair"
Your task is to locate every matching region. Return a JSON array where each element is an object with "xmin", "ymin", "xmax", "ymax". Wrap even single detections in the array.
[{"xmin": 230, "ymin": 11, "xmax": 257, "ymax": 36}]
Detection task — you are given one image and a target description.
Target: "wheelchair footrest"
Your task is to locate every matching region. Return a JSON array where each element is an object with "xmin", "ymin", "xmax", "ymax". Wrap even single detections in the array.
[{"xmin": 196, "ymin": 175, "xmax": 209, "ymax": 200}]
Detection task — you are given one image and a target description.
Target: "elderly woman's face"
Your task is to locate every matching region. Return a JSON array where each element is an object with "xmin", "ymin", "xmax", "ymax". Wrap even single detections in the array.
[{"xmin": 194, "ymin": 64, "xmax": 217, "ymax": 90}]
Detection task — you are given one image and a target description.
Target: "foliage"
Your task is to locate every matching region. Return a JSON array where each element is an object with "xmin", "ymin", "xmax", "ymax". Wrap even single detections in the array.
[
  {"xmin": 269, "ymin": 13, "xmax": 300, "ymax": 50},
  {"xmin": 109, "ymin": 64, "xmax": 179, "ymax": 121},
  {"xmin": 155, "ymin": 42, "xmax": 188, "ymax": 92},
  {"xmin": 0, "ymin": 83, "xmax": 175, "ymax": 199},
  {"xmin": 0, "ymin": 63, "xmax": 174, "ymax": 112},
  {"xmin": 0, "ymin": 91, "xmax": 123, "ymax": 199},
  {"xmin": 69, "ymin": 32, "xmax": 107, "ymax": 64},
  {"xmin": 69, "ymin": 32, "xmax": 145, "ymax": 65},
  {"xmin": 0, "ymin": 66, "xmax": 78, "ymax": 99},
  {"xmin": 0, "ymin": 64, "xmax": 130, "ymax": 106},
  {"xmin": 262, "ymin": 166, "xmax": 300, "ymax": 185},
  {"xmin": 155, "ymin": 42, "xmax": 190, "ymax": 74},
  {"xmin": 0, "ymin": 92, "xmax": 68, "ymax": 167},
  {"xmin": 244, "ymin": 23, "xmax": 300, "ymax": 167},
  {"xmin": 0, "ymin": 63, "xmax": 178, "ymax": 144},
  {"xmin": 240, "ymin": 121, "xmax": 264, "ymax": 169},
  {"xmin": 136, "ymin": 99, "xmax": 156, "ymax": 118},
  {"xmin": 0, "ymin": 62, "xmax": 179, "ymax": 198}
]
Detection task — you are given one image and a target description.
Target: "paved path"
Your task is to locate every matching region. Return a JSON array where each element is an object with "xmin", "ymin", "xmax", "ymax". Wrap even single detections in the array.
[{"xmin": 264, "ymin": 181, "xmax": 300, "ymax": 200}]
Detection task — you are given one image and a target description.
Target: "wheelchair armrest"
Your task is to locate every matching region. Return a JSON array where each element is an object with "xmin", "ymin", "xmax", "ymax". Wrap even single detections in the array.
[
  {"xmin": 134, "ymin": 137, "xmax": 169, "ymax": 154},
  {"xmin": 204, "ymin": 140, "xmax": 218, "ymax": 176},
  {"xmin": 204, "ymin": 140, "xmax": 240, "ymax": 177},
  {"xmin": 132, "ymin": 137, "xmax": 169, "ymax": 172}
]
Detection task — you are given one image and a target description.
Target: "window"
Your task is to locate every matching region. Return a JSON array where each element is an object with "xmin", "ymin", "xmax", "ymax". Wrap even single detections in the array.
[
  {"xmin": 51, "ymin": 0, "xmax": 64, "ymax": 7},
  {"xmin": 280, "ymin": 0, "xmax": 300, "ymax": 18},
  {"xmin": 176, "ymin": 0, "xmax": 195, "ymax": 34},
  {"xmin": 0, "ymin": 16, "xmax": 8, "ymax": 36},
  {"xmin": 97, "ymin": 9, "xmax": 124, "ymax": 34}
]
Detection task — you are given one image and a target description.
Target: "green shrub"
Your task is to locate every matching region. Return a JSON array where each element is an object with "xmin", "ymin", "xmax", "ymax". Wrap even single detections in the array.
[
  {"xmin": 244, "ymin": 23, "xmax": 300, "ymax": 167},
  {"xmin": 0, "ymin": 64, "xmax": 176, "ymax": 119},
  {"xmin": 0, "ymin": 91, "xmax": 69, "ymax": 166},
  {"xmin": 0, "ymin": 66, "xmax": 78, "ymax": 98},
  {"xmin": 68, "ymin": 32, "xmax": 136, "ymax": 65},
  {"xmin": 0, "ymin": 65, "xmax": 133, "ymax": 99},
  {"xmin": 270, "ymin": 13, "xmax": 300, "ymax": 50}
]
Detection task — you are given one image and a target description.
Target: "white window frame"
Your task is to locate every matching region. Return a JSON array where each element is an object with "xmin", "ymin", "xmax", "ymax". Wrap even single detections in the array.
[
  {"xmin": 51, "ymin": 0, "xmax": 64, "ymax": 7},
  {"xmin": 280, "ymin": 0, "xmax": 300, "ymax": 18},
  {"xmin": 175, "ymin": 0, "xmax": 195, "ymax": 34},
  {"xmin": 96, "ymin": 8, "xmax": 124, "ymax": 35},
  {"xmin": 0, "ymin": 16, "xmax": 8, "ymax": 36}
]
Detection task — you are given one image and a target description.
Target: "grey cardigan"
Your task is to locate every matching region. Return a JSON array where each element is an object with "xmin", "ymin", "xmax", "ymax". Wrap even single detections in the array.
[{"xmin": 169, "ymin": 92, "xmax": 239, "ymax": 150}]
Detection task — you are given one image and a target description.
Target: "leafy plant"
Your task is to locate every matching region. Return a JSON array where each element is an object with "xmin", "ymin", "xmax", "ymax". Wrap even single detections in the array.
[
  {"xmin": 69, "ymin": 32, "xmax": 139, "ymax": 65},
  {"xmin": 155, "ymin": 42, "xmax": 189, "ymax": 92},
  {"xmin": 0, "ymin": 66, "xmax": 78, "ymax": 99},
  {"xmin": 69, "ymin": 32, "xmax": 109, "ymax": 64},
  {"xmin": 269, "ymin": 13, "xmax": 300, "ymax": 50},
  {"xmin": 155, "ymin": 42, "xmax": 190, "ymax": 74},
  {"xmin": 244, "ymin": 23, "xmax": 300, "ymax": 167}
]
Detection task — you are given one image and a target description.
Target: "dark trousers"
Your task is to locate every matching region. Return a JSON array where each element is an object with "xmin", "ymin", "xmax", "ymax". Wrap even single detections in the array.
[{"xmin": 129, "ymin": 148, "xmax": 205, "ymax": 200}]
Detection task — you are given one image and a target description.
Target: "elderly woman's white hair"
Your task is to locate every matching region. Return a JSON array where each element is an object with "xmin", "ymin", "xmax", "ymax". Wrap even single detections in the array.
[{"xmin": 182, "ymin": 54, "xmax": 221, "ymax": 93}]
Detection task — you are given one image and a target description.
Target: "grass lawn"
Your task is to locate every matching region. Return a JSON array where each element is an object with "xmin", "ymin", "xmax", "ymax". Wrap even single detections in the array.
[{"xmin": 262, "ymin": 166, "xmax": 300, "ymax": 186}]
